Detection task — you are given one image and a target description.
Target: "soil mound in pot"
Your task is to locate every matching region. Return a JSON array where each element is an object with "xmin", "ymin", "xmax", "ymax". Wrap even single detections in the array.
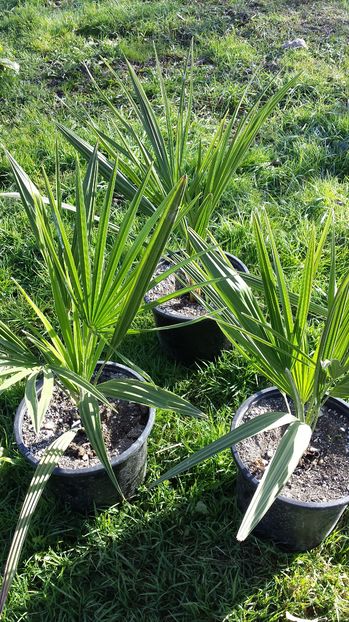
[
  {"xmin": 237, "ymin": 395, "xmax": 349, "ymax": 503},
  {"xmin": 146, "ymin": 258, "xmax": 206, "ymax": 319},
  {"xmin": 22, "ymin": 369, "xmax": 149, "ymax": 471}
]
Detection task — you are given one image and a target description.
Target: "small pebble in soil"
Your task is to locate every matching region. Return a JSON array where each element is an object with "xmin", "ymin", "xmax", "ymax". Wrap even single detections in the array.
[{"xmin": 43, "ymin": 421, "xmax": 56, "ymax": 431}]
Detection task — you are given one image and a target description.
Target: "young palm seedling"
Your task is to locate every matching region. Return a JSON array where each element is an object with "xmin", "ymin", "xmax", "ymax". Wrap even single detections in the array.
[
  {"xmin": 153, "ymin": 212, "xmax": 349, "ymax": 548},
  {"xmin": 59, "ymin": 46, "xmax": 297, "ymax": 247},
  {"xmin": 0, "ymin": 149, "xmax": 203, "ymax": 613},
  {"xmin": 58, "ymin": 48, "xmax": 298, "ymax": 362}
]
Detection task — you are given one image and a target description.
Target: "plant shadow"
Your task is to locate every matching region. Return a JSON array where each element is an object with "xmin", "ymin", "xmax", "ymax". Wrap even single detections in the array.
[{"xmin": 3, "ymin": 472, "xmax": 302, "ymax": 622}]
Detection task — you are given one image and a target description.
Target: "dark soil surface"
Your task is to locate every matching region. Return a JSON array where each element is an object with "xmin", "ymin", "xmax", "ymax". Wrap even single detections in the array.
[
  {"xmin": 146, "ymin": 258, "xmax": 207, "ymax": 319},
  {"xmin": 22, "ymin": 369, "xmax": 149, "ymax": 470},
  {"xmin": 236, "ymin": 396, "xmax": 349, "ymax": 503}
]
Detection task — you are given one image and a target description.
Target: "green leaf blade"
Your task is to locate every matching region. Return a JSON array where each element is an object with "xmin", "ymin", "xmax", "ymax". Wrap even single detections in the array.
[
  {"xmin": 109, "ymin": 176, "xmax": 187, "ymax": 350},
  {"xmin": 0, "ymin": 428, "xmax": 77, "ymax": 615},
  {"xmin": 152, "ymin": 411, "xmax": 296, "ymax": 488},
  {"xmin": 236, "ymin": 420, "xmax": 312, "ymax": 541},
  {"xmin": 98, "ymin": 378, "xmax": 204, "ymax": 418},
  {"xmin": 79, "ymin": 390, "xmax": 123, "ymax": 498}
]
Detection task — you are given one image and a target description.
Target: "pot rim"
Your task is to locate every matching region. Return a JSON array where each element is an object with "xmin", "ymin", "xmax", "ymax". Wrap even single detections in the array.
[
  {"xmin": 14, "ymin": 361, "xmax": 156, "ymax": 478},
  {"xmin": 144, "ymin": 250, "xmax": 249, "ymax": 322},
  {"xmin": 231, "ymin": 386, "xmax": 349, "ymax": 510}
]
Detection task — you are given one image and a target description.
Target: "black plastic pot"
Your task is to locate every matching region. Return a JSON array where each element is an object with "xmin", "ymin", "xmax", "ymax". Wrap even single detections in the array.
[
  {"xmin": 14, "ymin": 362, "xmax": 156, "ymax": 511},
  {"xmin": 147, "ymin": 252, "xmax": 249, "ymax": 365},
  {"xmin": 231, "ymin": 387, "xmax": 349, "ymax": 551}
]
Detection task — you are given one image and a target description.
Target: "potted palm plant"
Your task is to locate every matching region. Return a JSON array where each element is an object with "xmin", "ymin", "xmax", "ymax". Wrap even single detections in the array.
[
  {"xmin": 58, "ymin": 46, "xmax": 298, "ymax": 363},
  {"xmin": 0, "ymin": 149, "xmax": 203, "ymax": 614},
  {"xmin": 153, "ymin": 212, "xmax": 349, "ymax": 551}
]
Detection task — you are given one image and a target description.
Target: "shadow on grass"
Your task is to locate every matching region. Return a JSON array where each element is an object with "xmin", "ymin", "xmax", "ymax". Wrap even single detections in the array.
[
  {"xmin": 0, "ymin": 331, "xmax": 308, "ymax": 621},
  {"xmin": 1, "ymin": 470, "xmax": 299, "ymax": 622}
]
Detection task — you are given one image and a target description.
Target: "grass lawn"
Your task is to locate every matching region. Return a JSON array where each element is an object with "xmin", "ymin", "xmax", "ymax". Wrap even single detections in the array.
[{"xmin": 1, "ymin": 0, "xmax": 349, "ymax": 620}]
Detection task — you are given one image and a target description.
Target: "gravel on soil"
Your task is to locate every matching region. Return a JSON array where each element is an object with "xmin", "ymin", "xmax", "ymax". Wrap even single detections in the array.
[
  {"xmin": 22, "ymin": 370, "xmax": 149, "ymax": 470},
  {"xmin": 145, "ymin": 258, "xmax": 207, "ymax": 319},
  {"xmin": 236, "ymin": 395, "xmax": 349, "ymax": 503}
]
